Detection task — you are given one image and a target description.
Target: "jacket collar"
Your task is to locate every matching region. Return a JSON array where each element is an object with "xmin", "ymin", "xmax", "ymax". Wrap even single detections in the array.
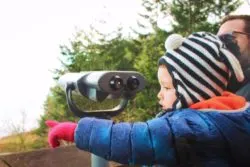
[{"xmin": 190, "ymin": 91, "xmax": 248, "ymax": 112}]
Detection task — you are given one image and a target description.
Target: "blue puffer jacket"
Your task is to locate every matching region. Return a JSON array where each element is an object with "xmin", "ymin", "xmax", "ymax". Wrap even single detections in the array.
[{"xmin": 74, "ymin": 105, "xmax": 250, "ymax": 167}]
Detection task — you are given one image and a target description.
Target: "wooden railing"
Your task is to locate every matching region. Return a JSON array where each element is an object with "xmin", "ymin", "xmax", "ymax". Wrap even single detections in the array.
[{"xmin": 0, "ymin": 145, "xmax": 131, "ymax": 167}]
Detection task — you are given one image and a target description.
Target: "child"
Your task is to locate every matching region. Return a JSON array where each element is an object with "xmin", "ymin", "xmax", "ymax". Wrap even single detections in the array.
[{"xmin": 46, "ymin": 32, "xmax": 250, "ymax": 166}]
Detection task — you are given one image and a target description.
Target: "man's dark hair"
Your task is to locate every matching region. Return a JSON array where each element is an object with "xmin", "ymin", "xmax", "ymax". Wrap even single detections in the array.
[{"xmin": 221, "ymin": 15, "xmax": 250, "ymax": 34}]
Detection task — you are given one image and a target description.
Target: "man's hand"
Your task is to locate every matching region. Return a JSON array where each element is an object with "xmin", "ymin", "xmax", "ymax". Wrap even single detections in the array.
[{"xmin": 46, "ymin": 120, "xmax": 77, "ymax": 148}]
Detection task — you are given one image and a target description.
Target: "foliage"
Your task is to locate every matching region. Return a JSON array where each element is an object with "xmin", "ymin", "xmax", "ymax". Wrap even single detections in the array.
[
  {"xmin": 0, "ymin": 131, "xmax": 47, "ymax": 153},
  {"xmin": 36, "ymin": 86, "xmax": 78, "ymax": 135},
  {"xmin": 169, "ymin": 0, "xmax": 242, "ymax": 35}
]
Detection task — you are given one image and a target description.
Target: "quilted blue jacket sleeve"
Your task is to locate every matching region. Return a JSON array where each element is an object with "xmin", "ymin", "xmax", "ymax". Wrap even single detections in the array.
[
  {"xmin": 74, "ymin": 107, "xmax": 250, "ymax": 166},
  {"xmin": 74, "ymin": 116, "xmax": 176, "ymax": 166}
]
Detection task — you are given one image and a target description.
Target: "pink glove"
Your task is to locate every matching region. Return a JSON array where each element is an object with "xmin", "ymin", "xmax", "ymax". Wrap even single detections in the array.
[{"xmin": 46, "ymin": 120, "xmax": 77, "ymax": 148}]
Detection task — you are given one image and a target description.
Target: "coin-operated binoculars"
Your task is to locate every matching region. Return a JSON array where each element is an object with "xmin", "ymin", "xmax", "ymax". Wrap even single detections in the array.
[
  {"xmin": 59, "ymin": 71, "xmax": 146, "ymax": 118},
  {"xmin": 58, "ymin": 71, "xmax": 146, "ymax": 167}
]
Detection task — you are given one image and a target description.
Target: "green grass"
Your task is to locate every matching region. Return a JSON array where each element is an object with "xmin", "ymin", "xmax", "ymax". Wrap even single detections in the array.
[{"xmin": 0, "ymin": 131, "xmax": 48, "ymax": 153}]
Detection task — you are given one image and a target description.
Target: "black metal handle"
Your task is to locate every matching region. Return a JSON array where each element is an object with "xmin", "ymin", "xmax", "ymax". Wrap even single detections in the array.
[{"xmin": 65, "ymin": 83, "xmax": 129, "ymax": 118}]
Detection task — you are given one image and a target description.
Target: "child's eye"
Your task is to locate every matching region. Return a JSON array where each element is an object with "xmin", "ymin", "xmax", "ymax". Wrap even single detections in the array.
[{"xmin": 164, "ymin": 87, "xmax": 171, "ymax": 90}]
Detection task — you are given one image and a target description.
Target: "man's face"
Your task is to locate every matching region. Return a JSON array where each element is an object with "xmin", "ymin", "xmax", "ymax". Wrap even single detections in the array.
[{"xmin": 218, "ymin": 19, "xmax": 250, "ymax": 70}]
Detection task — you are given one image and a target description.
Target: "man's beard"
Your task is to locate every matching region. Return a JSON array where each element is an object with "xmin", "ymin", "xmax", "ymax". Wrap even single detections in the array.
[{"xmin": 239, "ymin": 48, "xmax": 250, "ymax": 80}]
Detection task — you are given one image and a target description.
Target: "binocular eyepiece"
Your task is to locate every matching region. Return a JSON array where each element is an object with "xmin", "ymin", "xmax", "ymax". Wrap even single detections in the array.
[
  {"xmin": 109, "ymin": 75, "xmax": 140, "ymax": 91},
  {"xmin": 109, "ymin": 75, "xmax": 124, "ymax": 90},
  {"xmin": 127, "ymin": 76, "xmax": 140, "ymax": 90},
  {"xmin": 59, "ymin": 71, "xmax": 146, "ymax": 118}
]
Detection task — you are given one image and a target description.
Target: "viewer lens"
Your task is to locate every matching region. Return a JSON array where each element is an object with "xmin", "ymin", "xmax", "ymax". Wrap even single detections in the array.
[
  {"xmin": 109, "ymin": 75, "xmax": 123, "ymax": 90},
  {"xmin": 127, "ymin": 76, "xmax": 140, "ymax": 90}
]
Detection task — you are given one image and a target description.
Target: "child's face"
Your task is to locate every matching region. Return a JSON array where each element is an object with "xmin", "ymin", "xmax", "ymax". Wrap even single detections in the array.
[{"xmin": 157, "ymin": 65, "xmax": 177, "ymax": 110}]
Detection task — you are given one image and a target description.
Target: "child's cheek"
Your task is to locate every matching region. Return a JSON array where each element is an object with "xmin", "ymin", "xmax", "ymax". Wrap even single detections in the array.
[{"xmin": 163, "ymin": 89, "xmax": 177, "ymax": 108}]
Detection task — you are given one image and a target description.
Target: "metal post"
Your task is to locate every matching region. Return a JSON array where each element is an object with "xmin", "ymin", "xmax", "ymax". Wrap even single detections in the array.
[{"xmin": 91, "ymin": 153, "xmax": 109, "ymax": 167}]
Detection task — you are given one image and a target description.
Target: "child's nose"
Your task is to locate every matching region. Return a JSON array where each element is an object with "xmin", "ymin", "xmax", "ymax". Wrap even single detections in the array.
[{"xmin": 157, "ymin": 91, "xmax": 162, "ymax": 99}]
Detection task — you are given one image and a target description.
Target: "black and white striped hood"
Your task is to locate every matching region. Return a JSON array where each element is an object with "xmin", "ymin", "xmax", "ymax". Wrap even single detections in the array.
[{"xmin": 159, "ymin": 32, "xmax": 244, "ymax": 109}]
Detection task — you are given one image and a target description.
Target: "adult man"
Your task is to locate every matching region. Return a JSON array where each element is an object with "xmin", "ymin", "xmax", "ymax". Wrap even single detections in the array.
[{"xmin": 217, "ymin": 15, "xmax": 250, "ymax": 99}]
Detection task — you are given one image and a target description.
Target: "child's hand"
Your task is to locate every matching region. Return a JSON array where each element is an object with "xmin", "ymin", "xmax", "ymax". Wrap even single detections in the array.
[{"xmin": 45, "ymin": 120, "xmax": 77, "ymax": 148}]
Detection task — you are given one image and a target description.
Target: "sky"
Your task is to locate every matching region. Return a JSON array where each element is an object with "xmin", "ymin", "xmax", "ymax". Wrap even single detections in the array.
[
  {"xmin": 0, "ymin": 0, "xmax": 249, "ymax": 137},
  {"xmin": 0, "ymin": 0, "xmax": 142, "ymax": 137}
]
